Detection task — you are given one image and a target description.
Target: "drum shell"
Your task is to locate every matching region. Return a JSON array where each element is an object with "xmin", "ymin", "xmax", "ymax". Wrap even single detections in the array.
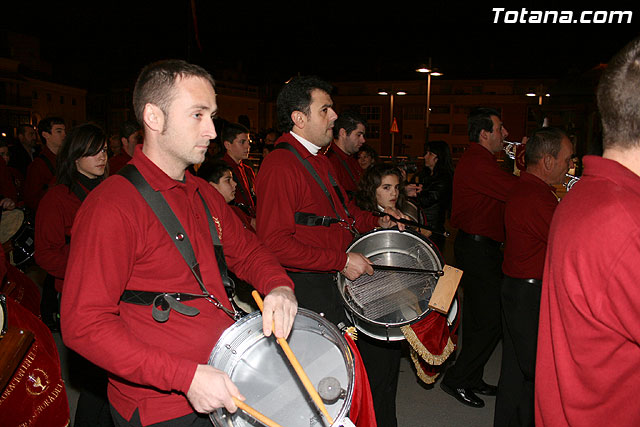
[
  {"xmin": 337, "ymin": 228, "xmax": 446, "ymax": 341},
  {"xmin": 208, "ymin": 308, "xmax": 354, "ymax": 427}
]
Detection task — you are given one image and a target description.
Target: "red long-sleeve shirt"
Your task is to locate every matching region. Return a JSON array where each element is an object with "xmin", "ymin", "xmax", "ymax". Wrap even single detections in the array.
[
  {"xmin": 255, "ymin": 133, "xmax": 379, "ymax": 272},
  {"xmin": 535, "ymin": 156, "xmax": 640, "ymax": 426},
  {"xmin": 35, "ymin": 184, "xmax": 82, "ymax": 292},
  {"xmin": 450, "ymin": 143, "xmax": 517, "ymax": 242},
  {"xmin": 24, "ymin": 145, "xmax": 57, "ymax": 211},
  {"xmin": 502, "ymin": 171, "xmax": 558, "ymax": 279},
  {"xmin": 60, "ymin": 146, "xmax": 293, "ymax": 425},
  {"xmin": 222, "ymin": 152, "xmax": 256, "ymax": 216},
  {"xmin": 108, "ymin": 151, "xmax": 132, "ymax": 175},
  {"xmin": 326, "ymin": 143, "xmax": 363, "ymax": 195}
]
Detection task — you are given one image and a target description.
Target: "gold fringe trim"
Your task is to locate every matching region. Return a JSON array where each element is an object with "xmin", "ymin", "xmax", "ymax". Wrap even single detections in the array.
[
  {"xmin": 409, "ymin": 349, "xmax": 440, "ymax": 384},
  {"xmin": 401, "ymin": 324, "xmax": 455, "ymax": 366},
  {"xmin": 345, "ymin": 326, "xmax": 358, "ymax": 341}
]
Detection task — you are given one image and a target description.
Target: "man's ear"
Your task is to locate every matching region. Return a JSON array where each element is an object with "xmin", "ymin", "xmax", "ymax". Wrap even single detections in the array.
[
  {"xmin": 543, "ymin": 154, "xmax": 554, "ymax": 171},
  {"xmin": 223, "ymin": 140, "xmax": 231, "ymax": 151},
  {"xmin": 143, "ymin": 103, "xmax": 163, "ymax": 133},
  {"xmin": 339, "ymin": 128, "xmax": 347, "ymax": 139},
  {"xmin": 291, "ymin": 111, "xmax": 306, "ymax": 129}
]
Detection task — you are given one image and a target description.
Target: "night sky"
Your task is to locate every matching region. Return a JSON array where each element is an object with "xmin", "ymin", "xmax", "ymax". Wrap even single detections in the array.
[{"xmin": 2, "ymin": 1, "xmax": 639, "ymax": 91}]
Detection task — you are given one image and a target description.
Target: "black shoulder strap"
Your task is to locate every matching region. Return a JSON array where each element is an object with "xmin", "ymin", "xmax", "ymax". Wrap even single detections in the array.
[
  {"xmin": 276, "ymin": 142, "xmax": 347, "ymax": 221},
  {"xmin": 118, "ymin": 164, "xmax": 238, "ymax": 320},
  {"xmin": 330, "ymin": 146, "xmax": 357, "ymax": 184}
]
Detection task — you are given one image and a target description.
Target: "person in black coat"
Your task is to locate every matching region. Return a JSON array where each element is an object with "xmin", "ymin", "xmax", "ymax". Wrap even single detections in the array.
[{"xmin": 417, "ymin": 140, "xmax": 454, "ymax": 254}]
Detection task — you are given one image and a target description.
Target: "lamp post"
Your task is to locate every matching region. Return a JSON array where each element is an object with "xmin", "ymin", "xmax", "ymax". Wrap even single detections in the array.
[
  {"xmin": 527, "ymin": 84, "xmax": 551, "ymax": 126},
  {"xmin": 378, "ymin": 89, "xmax": 406, "ymax": 157},
  {"xmin": 416, "ymin": 58, "xmax": 443, "ymax": 152}
]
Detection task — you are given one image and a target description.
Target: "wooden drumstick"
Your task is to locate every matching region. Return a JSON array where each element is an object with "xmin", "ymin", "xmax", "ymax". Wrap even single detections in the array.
[
  {"xmin": 251, "ymin": 291, "xmax": 334, "ymax": 425},
  {"xmin": 232, "ymin": 397, "xmax": 285, "ymax": 427}
]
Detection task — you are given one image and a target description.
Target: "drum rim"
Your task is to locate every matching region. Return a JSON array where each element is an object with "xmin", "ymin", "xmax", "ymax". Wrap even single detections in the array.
[
  {"xmin": 337, "ymin": 227, "xmax": 444, "ymax": 330},
  {"xmin": 208, "ymin": 308, "xmax": 355, "ymax": 426}
]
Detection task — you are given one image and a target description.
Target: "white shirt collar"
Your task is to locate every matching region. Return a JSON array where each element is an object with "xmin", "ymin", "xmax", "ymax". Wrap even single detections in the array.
[{"xmin": 291, "ymin": 131, "xmax": 322, "ymax": 156}]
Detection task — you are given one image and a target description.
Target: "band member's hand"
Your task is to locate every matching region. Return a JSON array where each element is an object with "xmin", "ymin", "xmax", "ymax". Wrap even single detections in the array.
[
  {"xmin": 0, "ymin": 198, "xmax": 15, "ymax": 210},
  {"xmin": 378, "ymin": 207, "xmax": 408, "ymax": 231},
  {"xmin": 187, "ymin": 364, "xmax": 244, "ymax": 413},
  {"xmin": 341, "ymin": 252, "xmax": 373, "ymax": 281},
  {"xmin": 262, "ymin": 286, "xmax": 297, "ymax": 339},
  {"xmin": 405, "ymin": 184, "xmax": 422, "ymax": 197}
]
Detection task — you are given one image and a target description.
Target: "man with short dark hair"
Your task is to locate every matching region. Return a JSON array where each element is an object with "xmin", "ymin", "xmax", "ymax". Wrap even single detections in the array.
[
  {"xmin": 255, "ymin": 75, "xmax": 404, "ymax": 427},
  {"xmin": 61, "ymin": 59, "xmax": 297, "ymax": 427},
  {"xmin": 536, "ymin": 37, "xmax": 640, "ymax": 426},
  {"xmin": 24, "ymin": 117, "xmax": 65, "ymax": 210},
  {"xmin": 440, "ymin": 107, "xmax": 518, "ymax": 408},
  {"xmin": 108, "ymin": 119, "xmax": 143, "ymax": 174},
  {"xmin": 10, "ymin": 123, "xmax": 38, "ymax": 177},
  {"xmin": 326, "ymin": 110, "xmax": 367, "ymax": 195},
  {"xmin": 221, "ymin": 122, "xmax": 256, "ymax": 217},
  {"xmin": 494, "ymin": 127, "xmax": 573, "ymax": 426}
]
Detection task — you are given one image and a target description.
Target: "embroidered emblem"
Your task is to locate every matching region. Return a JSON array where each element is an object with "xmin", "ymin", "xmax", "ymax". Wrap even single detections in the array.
[{"xmin": 26, "ymin": 368, "xmax": 49, "ymax": 396}]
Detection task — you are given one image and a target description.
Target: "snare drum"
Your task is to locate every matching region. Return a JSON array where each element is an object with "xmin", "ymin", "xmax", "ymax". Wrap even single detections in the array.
[
  {"xmin": 208, "ymin": 308, "xmax": 354, "ymax": 427},
  {"xmin": 0, "ymin": 209, "xmax": 35, "ymax": 267},
  {"xmin": 336, "ymin": 228, "xmax": 450, "ymax": 341}
]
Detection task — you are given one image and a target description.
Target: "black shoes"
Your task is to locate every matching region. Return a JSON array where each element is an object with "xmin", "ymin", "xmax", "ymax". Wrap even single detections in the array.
[
  {"xmin": 440, "ymin": 382, "xmax": 485, "ymax": 408},
  {"xmin": 472, "ymin": 380, "xmax": 498, "ymax": 396}
]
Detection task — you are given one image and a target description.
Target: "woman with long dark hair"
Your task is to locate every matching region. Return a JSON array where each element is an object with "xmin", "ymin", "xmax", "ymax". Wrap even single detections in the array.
[
  {"xmin": 417, "ymin": 140, "xmax": 454, "ymax": 254},
  {"xmin": 36, "ymin": 123, "xmax": 108, "ymax": 294},
  {"xmin": 354, "ymin": 163, "xmax": 408, "ymax": 214},
  {"xmin": 352, "ymin": 163, "xmax": 410, "ymax": 427},
  {"xmin": 35, "ymin": 123, "xmax": 112, "ymax": 427}
]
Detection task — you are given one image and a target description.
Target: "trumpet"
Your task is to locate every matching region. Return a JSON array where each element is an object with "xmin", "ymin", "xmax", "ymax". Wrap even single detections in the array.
[
  {"xmin": 503, "ymin": 140, "xmax": 523, "ymax": 160},
  {"xmin": 564, "ymin": 173, "xmax": 580, "ymax": 191}
]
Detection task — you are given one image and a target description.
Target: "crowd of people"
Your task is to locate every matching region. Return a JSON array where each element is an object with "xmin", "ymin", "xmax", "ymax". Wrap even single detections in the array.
[{"xmin": 2, "ymin": 35, "xmax": 639, "ymax": 427}]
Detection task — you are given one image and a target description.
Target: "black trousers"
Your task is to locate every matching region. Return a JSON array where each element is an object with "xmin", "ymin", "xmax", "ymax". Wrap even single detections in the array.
[
  {"xmin": 69, "ymin": 351, "xmax": 115, "ymax": 427},
  {"xmin": 442, "ymin": 232, "xmax": 503, "ymax": 389},
  {"xmin": 110, "ymin": 406, "xmax": 211, "ymax": 427},
  {"xmin": 286, "ymin": 271, "xmax": 348, "ymax": 325},
  {"xmin": 287, "ymin": 270, "xmax": 400, "ymax": 426},
  {"xmin": 494, "ymin": 276, "xmax": 541, "ymax": 427}
]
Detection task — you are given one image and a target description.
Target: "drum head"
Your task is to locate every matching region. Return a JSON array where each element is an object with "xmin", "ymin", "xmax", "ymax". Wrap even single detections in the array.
[
  {"xmin": 337, "ymin": 228, "xmax": 444, "ymax": 340},
  {"xmin": 0, "ymin": 210, "xmax": 24, "ymax": 244},
  {"xmin": 208, "ymin": 309, "xmax": 354, "ymax": 427}
]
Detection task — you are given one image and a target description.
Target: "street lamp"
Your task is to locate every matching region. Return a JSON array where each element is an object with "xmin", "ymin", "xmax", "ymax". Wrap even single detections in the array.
[
  {"xmin": 416, "ymin": 58, "xmax": 443, "ymax": 152},
  {"xmin": 378, "ymin": 89, "xmax": 406, "ymax": 157}
]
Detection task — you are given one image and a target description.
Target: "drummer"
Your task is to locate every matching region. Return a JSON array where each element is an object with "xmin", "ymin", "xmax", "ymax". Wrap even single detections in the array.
[
  {"xmin": 254, "ymin": 75, "xmax": 405, "ymax": 427},
  {"xmin": 60, "ymin": 59, "xmax": 297, "ymax": 427}
]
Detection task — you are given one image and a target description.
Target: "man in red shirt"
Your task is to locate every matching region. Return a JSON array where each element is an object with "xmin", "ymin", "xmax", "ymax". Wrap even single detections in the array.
[
  {"xmin": 256, "ymin": 76, "xmax": 404, "ymax": 426},
  {"xmin": 221, "ymin": 123, "xmax": 256, "ymax": 217},
  {"xmin": 60, "ymin": 59, "xmax": 297, "ymax": 427},
  {"xmin": 24, "ymin": 117, "xmax": 66, "ymax": 210},
  {"xmin": 536, "ymin": 37, "xmax": 640, "ymax": 426},
  {"xmin": 108, "ymin": 119, "xmax": 143, "ymax": 174},
  {"xmin": 495, "ymin": 127, "xmax": 573, "ymax": 426},
  {"xmin": 441, "ymin": 107, "xmax": 518, "ymax": 408},
  {"xmin": 326, "ymin": 110, "xmax": 366, "ymax": 196}
]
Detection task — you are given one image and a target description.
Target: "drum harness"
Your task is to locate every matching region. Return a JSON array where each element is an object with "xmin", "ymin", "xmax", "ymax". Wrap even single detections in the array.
[
  {"xmin": 277, "ymin": 142, "xmax": 359, "ymax": 237},
  {"xmin": 118, "ymin": 164, "xmax": 242, "ymax": 322}
]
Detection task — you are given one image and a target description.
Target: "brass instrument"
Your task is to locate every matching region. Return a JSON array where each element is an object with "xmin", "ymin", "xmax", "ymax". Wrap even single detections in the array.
[{"xmin": 503, "ymin": 140, "xmax": 523, "ymax": 160}]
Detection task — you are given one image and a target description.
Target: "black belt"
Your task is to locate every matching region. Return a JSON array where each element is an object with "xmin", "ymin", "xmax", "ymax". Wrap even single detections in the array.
[
  {"xmin": 504, "ymin": 276, "xmax": 542, "ymax": 287},
  {"xmin": 457, "ymin": 229, "xmax": 501, "ymax": 247},
  {"xmin": 294, "ymin": 212, "xmax": 340, "ymax": 227}
]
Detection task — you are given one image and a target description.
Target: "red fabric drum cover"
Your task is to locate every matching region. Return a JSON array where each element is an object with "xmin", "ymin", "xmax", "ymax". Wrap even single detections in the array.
[{"xmin": 0, "ymin": 296, "xmax": 69, "ymax": 426}]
